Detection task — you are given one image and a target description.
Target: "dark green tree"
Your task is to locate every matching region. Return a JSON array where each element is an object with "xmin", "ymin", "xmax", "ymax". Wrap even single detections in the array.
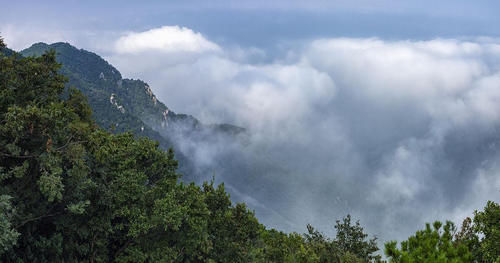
[
  {"xmin": 334, "ymin": 214, "xmax": 380, "ymax": 262},
  {"xmin": 202, "ymin": 180, "xmax": 262, "ymax": 262},
  {"xmin": 454, "ymin": 216, "xmax": 481, "ymax": 262},
  {"xmin": 472, "ymin": 201, "xmax": 500, "ymax": 262},
  {"xmin": 0, "ymin": 38, "xmax": 205, "ymax": 262},
  {"xmin": 385, "ymin": 221, "xmax": 472, "ymax": 262},
  {"xmin": 302, "ymin": 215, "xmax": 381, "ymax": 263}
]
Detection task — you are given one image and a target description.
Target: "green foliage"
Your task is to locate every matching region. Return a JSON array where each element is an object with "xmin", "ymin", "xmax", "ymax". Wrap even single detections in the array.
[
  {"xmin": 454, "ymin": 217, "xmax": 481, "ymax": 262},
  {"xmin": 470, "ymin": 201, "xmax": 500, "ymax": 262},
  {"xmin": 0, "ymin": 195, "xmax": 20, "ymax": 253},
  {"xmin": 300, "ymin": 215, "xmax": 381, "ymax": 263},
  {"xmin": 251, "ymin": 214, "xmax": 381, "ymax": 263},
  {"xmin": 452, "ymin": 201, "xmax": 500, "ymax": 262},
  {"xmin": 385, "ymin": 221, "xmax": 472, "ymax": 262},
  {"xmin": 202, "ymin": 180, "xmax": 262, "ymax": 262},
  {"xmin": 335, "ymin": 214, "xmax": 380, "ymax": 262}
]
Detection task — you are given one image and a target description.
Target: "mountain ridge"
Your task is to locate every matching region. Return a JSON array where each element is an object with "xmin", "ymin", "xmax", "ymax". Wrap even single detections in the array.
[
  {"xmin": 21, "ymin": 42, "xmax": 244, "ymax": 133},
  {"xmin": 19, "ymin": 42, "xmax": 246, "ymax": 181}
]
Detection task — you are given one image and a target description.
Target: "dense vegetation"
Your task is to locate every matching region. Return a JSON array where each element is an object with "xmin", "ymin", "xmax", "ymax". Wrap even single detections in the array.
[{"xmin": 1, "ymin": 37, "xmax": 499, "ymax": 262}]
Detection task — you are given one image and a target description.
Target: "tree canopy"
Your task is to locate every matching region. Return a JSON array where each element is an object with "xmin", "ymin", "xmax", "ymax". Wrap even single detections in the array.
[{"xmin": 385, "ymin": 221, "xmax": 472, "ymax": 263}]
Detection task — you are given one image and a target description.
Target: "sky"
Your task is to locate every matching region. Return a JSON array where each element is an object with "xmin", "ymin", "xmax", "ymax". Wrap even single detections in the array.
[
  {"xmin": 3, "ymin": 0, "xmax": 500, "ymax": 245},
  {"xmin": 3, "ymin": 0, "xmax": 500, "ymax": 51}
]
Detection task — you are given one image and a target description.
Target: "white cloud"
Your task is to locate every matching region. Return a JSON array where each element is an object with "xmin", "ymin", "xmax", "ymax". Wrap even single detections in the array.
[
  {"xmin": 105, "ymin": 28, "xmax": 500, "ymax": 242},
  {"xmin": 0, "ymin": 24, "xmax": 68, "ymax": 51},
  {"xmin": 114, "ymin": 26, "xmax": 220, "ymax": 54},
  {"xmin": 371, "ymin": 143, "xmax": 430, "ymax": 203},
  {"xmin": 304, "ymin": 38, "xmax": 485, "ymax": 104}
]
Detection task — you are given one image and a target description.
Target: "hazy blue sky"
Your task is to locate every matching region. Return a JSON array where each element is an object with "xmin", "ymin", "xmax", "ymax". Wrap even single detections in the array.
[{"xmin": 2, "ymin": 0, "xmax": 500, "ymax": 50}]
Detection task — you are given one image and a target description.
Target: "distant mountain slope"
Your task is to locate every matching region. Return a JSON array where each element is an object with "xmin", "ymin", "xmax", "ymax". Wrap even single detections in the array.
[
  {"xmin": 20, "ymin": 42, "xmax": 245, "ymax": 180},
  {"xmin": 0, "ymin": 46, "xmax": 17, "ymax": 57},
  {"xmin": 21, "ymin": 43, "xmax": 165, "ymax": 139}
]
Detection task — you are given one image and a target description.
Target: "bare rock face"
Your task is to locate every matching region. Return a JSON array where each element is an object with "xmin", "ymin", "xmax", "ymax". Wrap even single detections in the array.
[
  {"xmin": 99, "ymin": 72, "xmax": 106, "ymax": 80},
  {"xmin": 144, "ymin": 84, "xmax": 158, "ymax": 106},
  {"xmin": 109, "ymin": 93, "xmax": 125, "ymax": 114}
]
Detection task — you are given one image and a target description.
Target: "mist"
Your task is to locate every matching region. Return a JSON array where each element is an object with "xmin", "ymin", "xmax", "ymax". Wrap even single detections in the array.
[{"xmin": 106, "ymin": 27, "xmax": 500, "ymax": 243}]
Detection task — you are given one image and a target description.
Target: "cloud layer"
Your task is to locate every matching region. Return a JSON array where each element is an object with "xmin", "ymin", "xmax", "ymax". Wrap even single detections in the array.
[
  {"xmin": 105, "ymin": 27, "xmax": 500, "ymax": 243},
  {"xmin": 114, "ymin": 26, "xmax": 220, "ymax": 54}
]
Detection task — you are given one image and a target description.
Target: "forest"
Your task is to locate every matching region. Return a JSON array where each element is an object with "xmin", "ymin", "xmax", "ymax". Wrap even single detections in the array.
[{"xmin": 1, "ymin": 36, "xmax": 499, "ymax": 262}]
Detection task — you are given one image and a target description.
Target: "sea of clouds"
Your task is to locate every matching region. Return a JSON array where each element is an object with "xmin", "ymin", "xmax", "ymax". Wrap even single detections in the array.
[{"xmin": 106, "ymin": 26, "xmax": 500, "ymax": 242}]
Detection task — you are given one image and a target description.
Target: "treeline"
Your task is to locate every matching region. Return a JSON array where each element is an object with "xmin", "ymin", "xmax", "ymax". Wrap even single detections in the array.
[{"xmin": 0, "ymin": 37, "xmax": 499, "ymax": 262}]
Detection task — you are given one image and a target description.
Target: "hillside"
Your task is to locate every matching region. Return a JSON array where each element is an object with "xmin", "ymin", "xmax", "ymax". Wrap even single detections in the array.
[{"xmin": 19, "ymin": 42, "xmax": 245, "ymax": 181}]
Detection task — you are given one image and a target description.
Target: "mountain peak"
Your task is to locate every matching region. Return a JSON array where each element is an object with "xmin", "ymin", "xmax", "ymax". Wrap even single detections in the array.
[
  {"xmin": 23, "ymin": 42, "xmax": 80, "ymax": 56},
  {"xmin": 29, "ymin": 42, "xmax": 75, "ymax": 49},
  {"xmin": 29, "ymin": 42, "xmax": 50, "ymax": 48},
  {"xmin": 21, "ymin": 41, "xmax": 123, "ymax": 82}
]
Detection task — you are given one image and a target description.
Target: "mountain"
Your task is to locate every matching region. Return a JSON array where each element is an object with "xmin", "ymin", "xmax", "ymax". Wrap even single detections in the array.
[
  {"xmin": 21, "ymin": 43, "xmax": 168, "ymax": 141},
  {"xmin": 0, "ymin": 46, "xmax": 17, "ymax": 57},
  {"xmin": 19, "ymin": 42, "xmax": 245, "ymax": 181}
]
